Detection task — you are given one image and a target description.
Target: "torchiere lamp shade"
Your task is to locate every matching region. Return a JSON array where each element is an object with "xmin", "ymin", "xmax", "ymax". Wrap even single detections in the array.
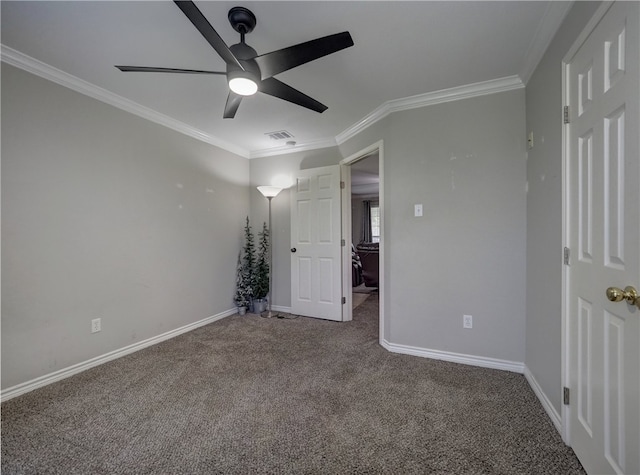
[{"xmin": 257, "ymin": 186, "xmax": 282, "ymax": 198}]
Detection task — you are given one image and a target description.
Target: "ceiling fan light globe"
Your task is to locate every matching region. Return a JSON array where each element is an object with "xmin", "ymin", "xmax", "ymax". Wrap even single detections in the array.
[{"xmin": 229, "ymin": 77, "xmax": 258, "ymax": 96}]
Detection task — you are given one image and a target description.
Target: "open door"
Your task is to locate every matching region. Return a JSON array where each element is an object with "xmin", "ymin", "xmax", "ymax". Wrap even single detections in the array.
[
  {"xmin": 565, "ymin": 2, "xmax": 639, "ymax": 473},
  {"xmin": 290, "ymin": 165, "xmax": 343, "ymax": 321}
]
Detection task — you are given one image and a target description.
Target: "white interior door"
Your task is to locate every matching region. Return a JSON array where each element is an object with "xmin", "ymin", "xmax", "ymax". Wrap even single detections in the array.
[
  {"xmin": 567, "ymin": 2, "xmax": 639, "ymax": 474},
  {"xmin": 290, "ymin": 165, "xmax": 343, "ymax": 321}
]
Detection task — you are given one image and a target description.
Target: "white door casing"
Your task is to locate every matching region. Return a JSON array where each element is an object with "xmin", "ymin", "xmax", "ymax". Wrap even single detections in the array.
[
  {"xmin": 290, "ymin": 165, "xmax": 343, "ymax": 321},
  {"xmin": 565, "ymin": 2, "xmax": 639, "ymax": 474},
  {"xmin": 340, "ymin": 163, "xmax": 353, "ymax": 321}
]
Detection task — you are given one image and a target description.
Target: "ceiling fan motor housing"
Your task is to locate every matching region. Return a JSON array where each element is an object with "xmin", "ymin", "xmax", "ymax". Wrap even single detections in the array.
[{"xmin": 228, "ymin": 43, "xmax": 261, "ymax": 85}]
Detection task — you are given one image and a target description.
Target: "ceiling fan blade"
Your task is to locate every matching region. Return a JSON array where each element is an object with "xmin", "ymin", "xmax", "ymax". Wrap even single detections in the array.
[
  {"xmin": 173, "ymin": 1, "xmax": 244, "ymax": 71},
  {"xmin": 254, "ymin": 32, "xmax": 353, "ymax": 80},
  {"xmin": 116, "ymin": 66, "xmax": 226, "ymax": 75},
  {"xmin": 260, "ymin": 78, "xmax": 327, "ymax": 113},
  {"xmin": 224, "ymin": 92, "xmax": 243, "ymax": 119}
]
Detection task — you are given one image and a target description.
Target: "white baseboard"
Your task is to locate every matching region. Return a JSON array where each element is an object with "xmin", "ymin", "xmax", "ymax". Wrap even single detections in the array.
[
  {"xmin": 524, "ymin": 365, "xmax": 562, "ymax": 434},
  {"xmin": 378, "ymin": 340, "xmax": 562, "ymax": 435},
  {"xmin": 380, "ymin": 339, "xmax": 525, "ymax": 373},
  {"xmin": 1, "ymin": 308, "xmax": 238, "ymax": 402}
]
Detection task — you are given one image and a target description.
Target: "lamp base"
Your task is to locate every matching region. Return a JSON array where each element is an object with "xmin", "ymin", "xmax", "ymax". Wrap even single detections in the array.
[{"xmin": 260, "ymin": 310, "xmax": 281, "ymax": 319}]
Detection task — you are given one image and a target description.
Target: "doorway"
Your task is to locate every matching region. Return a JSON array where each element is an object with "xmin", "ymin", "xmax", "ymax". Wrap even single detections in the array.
[
  {"xmin": 340, "ymin": 141, "xmax": 384, "ymax": 343},
  {"xmin": 350, "ymin": 153, "xmax": 379, "ymax": 309}
]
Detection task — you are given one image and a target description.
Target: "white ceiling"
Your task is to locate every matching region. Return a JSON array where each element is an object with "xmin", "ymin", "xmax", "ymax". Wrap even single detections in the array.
[{"xmin": 1, "ymin": 1, "xmax": 570, "ymax": 158}]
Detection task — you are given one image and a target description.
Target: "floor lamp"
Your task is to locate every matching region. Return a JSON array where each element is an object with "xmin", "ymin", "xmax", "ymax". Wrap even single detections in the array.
[{"xmin": 257, "ymin": 186, "xmax": 282, "ymax": 318}]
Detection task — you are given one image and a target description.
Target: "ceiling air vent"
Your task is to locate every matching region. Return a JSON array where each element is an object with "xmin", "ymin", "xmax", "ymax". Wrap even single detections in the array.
[{"xmin": 265, "ymin": 130, "xmax": 294, "ymax": 141}]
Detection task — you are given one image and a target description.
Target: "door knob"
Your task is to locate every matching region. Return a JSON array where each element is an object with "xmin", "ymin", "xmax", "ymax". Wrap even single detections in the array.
[
  {"xmin": 606, "ymin": 286, "xmax": 639, "ymax": 308},
  {"xmin": 291, "ymin": 248, "xmax": 297, "ymax": 253}
]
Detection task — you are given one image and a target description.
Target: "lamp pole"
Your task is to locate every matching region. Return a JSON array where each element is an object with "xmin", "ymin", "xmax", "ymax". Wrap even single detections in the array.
[
  {"xmin": 265, "ymin": 195, "xmax": 276, "ymax": 318},
  {"xmin": 257, "ymin": 186, "xmax": 282, "ymax": 318}
]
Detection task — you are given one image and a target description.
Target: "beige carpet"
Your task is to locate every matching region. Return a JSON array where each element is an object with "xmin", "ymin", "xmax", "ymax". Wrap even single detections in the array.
[{"xmin": 2, "ymin": 295, "xmax": 585, "ymax": 474}]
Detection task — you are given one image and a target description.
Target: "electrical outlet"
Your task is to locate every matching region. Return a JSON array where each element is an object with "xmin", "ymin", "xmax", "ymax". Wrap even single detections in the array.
[
  {"xmin": 91, "ymin": 318, "xmax": 101, "ymax": 333},
  {"xmin": 463, "ymin": 315, "xmax": 473, "ymax": 329}
]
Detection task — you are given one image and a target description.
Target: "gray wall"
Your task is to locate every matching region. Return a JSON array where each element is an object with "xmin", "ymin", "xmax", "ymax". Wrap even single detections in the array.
[
  {"xmin": 256, "ymin": 90, "xmax": 528, "ymax": 363},
  {"xmin": 352, "ymin": 90, "xmax": 527, "ymax": 361},
  {"xmin": 525, "ymin": 1, "xmax": 601, "ymax": 413},
  {"xmin": 1, "ymin": 65, "xmax": 250, "ymax": 389}
]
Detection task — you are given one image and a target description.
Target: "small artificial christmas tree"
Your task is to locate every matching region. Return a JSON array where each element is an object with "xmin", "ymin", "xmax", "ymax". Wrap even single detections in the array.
[
  {"xmin": 241, "ymin": 217, "xmax": 256, "ymax": 308},
  {"xmin": 234, "ymin": 252, "xmax": 251, "ymax": 311},
  {"xmin": 254, "ymin": 222, "xmax": 270, "ymax": 300}
]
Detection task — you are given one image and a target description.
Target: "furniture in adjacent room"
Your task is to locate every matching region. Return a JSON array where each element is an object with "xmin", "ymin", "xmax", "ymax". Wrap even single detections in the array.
[
  {"xmin": 352, "ymin": 244, "xmax": 363, "ymax": 287},
  {"xmin": 356, "ymin": 242, "xmax": 379, "ymax": 288}
]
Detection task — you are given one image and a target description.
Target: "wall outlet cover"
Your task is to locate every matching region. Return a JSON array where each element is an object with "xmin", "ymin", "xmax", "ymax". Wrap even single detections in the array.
[{"xmin": 463, "ymin": 314, "xmax": 473, "ymax": 329}]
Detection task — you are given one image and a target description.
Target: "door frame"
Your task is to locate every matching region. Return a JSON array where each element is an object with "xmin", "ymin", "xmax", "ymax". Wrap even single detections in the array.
[
  {"xmin": 561, "ymin": 1, "xmax": 616, "ymax": 445},
  {"xmin": 339, "ymin": 140, "xmax": 384, "ymax": 341}
]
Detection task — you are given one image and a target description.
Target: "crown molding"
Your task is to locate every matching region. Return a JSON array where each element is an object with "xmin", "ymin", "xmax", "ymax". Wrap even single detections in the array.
[
  {"xmin": 3, "ymin": 44, "xmax": 528, "ymax": 159},
  {"xmin": 1, "ymin": 44, "xmax": 250, "ymax": 158},
  {"xmin": 519, "ymin": 1, "xmax": 574, "ymax": 84},
  {"xmin": 336, "ymin": 75, "xmax": 523, "ymax": 145},
  {"xmin": 249, "ymin": 136, "xmax": 337, "ymax": 159}
]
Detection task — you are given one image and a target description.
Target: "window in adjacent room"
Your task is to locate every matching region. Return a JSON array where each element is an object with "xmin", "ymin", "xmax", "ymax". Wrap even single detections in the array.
[{"xmin": 370, "ymin": 205, "xmax": 380, "ymax": 243}]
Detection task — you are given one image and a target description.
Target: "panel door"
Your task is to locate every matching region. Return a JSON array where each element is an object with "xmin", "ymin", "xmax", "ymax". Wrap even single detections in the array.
[
  {"xmin": 290, "ymin": 165, "xmax": 343, "ymax": 321},
  {"xmin": 568, "ymin": 2, "xmax": 639, "ymax": 473}
]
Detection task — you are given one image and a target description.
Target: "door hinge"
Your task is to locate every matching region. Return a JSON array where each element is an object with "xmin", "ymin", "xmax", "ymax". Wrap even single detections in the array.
[
  {"xmin": 342, "ymin": 297, "xmax": 346, "ymax": 304},
  {"xmin": 564, "ymin": 247, "xmax": 570, "ymax": 265},
  {"xmin": 564, "ymin": 105, "xmax": 570, "ymax": 124},
  {"xmin": 563, "ymin": 387, "xmax": 570, "ymax": 405},
  {"xmin": 340, "ymin": 181, "xmax": 345, "ymax": 189},
  {"xmin": 341, "ymin": 239, "xmax": 346, "ymax": 247}
]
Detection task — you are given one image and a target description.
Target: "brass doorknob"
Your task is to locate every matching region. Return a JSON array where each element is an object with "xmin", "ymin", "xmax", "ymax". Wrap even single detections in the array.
[{"xmin": 606, "ymin": 286, "xmax": 640, "ymax": 308}]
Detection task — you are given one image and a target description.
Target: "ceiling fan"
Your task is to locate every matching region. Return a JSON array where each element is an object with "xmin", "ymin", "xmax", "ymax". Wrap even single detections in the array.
[{"xmin": 116, "ymin": 1, "xmax": 354, "ymax": 119}]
